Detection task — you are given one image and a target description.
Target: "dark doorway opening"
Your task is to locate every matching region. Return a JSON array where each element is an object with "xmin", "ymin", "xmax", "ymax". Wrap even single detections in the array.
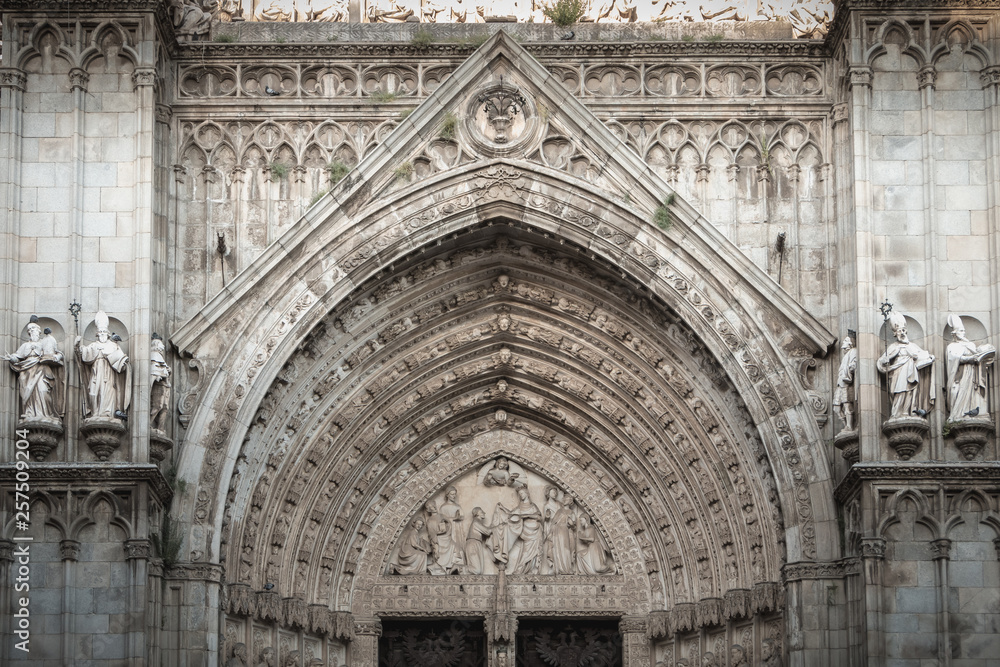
[
  {"xmin": 378, "ymin": 618, "xmax": 487, "ymax": 667},
  {"xmin": 515, "ymin": 618, "xmax": 622, "ymax": 667}
]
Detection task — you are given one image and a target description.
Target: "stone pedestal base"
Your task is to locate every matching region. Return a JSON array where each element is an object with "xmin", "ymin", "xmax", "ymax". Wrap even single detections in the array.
[
  {"xmin": 949, "ymin": 417, "xmax": 994, "ymax": 460},
  {"xmin": 882, "ymin": 417, "xmax": 928, "ymax": 460},
  {"xmin": 17, "ymin": 418, "xmax": 63, "ymax": 461},
  {"xmin": 150, "ymin": 429, "xmax": 174, "ymax": 463},
  {"xmin": 81, "ymin": 417, "xmax": 126, "ymax": 460},
  {"xmin": 834, "ymin": 430, "xmax": 859, "ymax": 464}
]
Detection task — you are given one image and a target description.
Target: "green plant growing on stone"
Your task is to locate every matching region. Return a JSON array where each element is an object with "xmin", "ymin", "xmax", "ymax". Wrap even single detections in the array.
[
  {"xmin": 439, "ymin": 112, "xmax": 458, "ymax": 140},
  {"xmin": 369, "ymin": 89, "xmax": 400, "ymax": 104},
  {"xmin": 653, "ymin": 193, "xmax": 676, "ymax": 230},
  {"xmin": 411, "ymin": 28, "xmax": 434, "ymax": 47},
  {"xmin": 681, "ymin": 34, "xmax": 695, "ymax": 42},
  {"xmin": 704, "ymin": 33, "xmax": 725, "ymax": 42},
  {"xmin": 542, "ymin": 0, "xmax": 586, "ymax": 26},
  {"xmin": 327, "ymin": 159, "xmax": 351, "ymax": 184},
  {"xmin": 274, "ymin": 36, "xmax": 287, "ymax": 44},
  {"xmin": 269, "ymin": 162, "xmax": 290, "ymax": 180},
  {"xmin": 310, "ymin": 188, "xmax": 330, "ymax": 206},
  {"xmin": 448, "ymin": 34, "xmax": 490, "ymax": 48},
  {"xmin": 942, "ymin": 420, "xmax": 957, "ymax": 438},
  {"xmin": 394, "ymin": 161, "xmax": 414, "ymax": 181},
  {"xmin": 399, "ymin": 108, "xmax": 415, "ymax": 120},
  {"xmin": 151, "ymin": 513, "xmax": 183, "ymax": 569},
  {"xmin": 213, "ymin": 34, "xmax": 236, "ymax": 43}
]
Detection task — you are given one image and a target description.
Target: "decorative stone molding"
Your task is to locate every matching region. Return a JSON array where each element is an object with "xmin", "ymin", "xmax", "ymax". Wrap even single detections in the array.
[
  {"xmin": 150, "ymin": 430, "xmax": 173, "ymax": 463},
  {"xmin": 782, "ymin": 560, "xmax": 856, "ymax": 582},
  {"xmin": 60, "ymin": 539, "xmax": 81, "ymax": 561},
  {"xmin": 155, "ymin": 104, "xmax": 172, "ymax": 124},
  {"xmin": 0, "ymin": 463, "xmax": 173, "ymax": 503},
  {"xmin": 124, "ymin": 539, "xmax": 152, "ymax": 560},
  {"xmin": 255, "ymin": 590, "xmax": 281, "ymax": 622},
  {"xmin": 832, "ymin": 102, "xmax": 849, "ymax": 124},
  {"xmin": 164, "ymin": 561, "xmax": 224, "ymax": 582},
  {"xmin": 980, "ymin": 66, "xmax": 1000, "ymax": 88},
  {"xmin": 0, "ymin": 68, "xmax": 28, "ymax": 91},
  {"xmin": 282, "ymin": 596, "xmax": 309, "ymax": 629},
  {"xmin": 881, "ymin": 417, "xmax": 928, "ymax": 460}
]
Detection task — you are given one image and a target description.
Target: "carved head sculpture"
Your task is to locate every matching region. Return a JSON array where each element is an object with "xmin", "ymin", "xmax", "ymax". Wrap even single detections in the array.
[
  {"xmin": 260, "ymin": 647, "xmax": 276, "ymax": 667},
  {"xmin": 888, "ymin": 311, "xmax": 908, "ymax": 344},
  {"xmin": 516, "ymin": 487, "xmax": 529, "ymax": 503},
  {"xmin": 544, "ymin": 485, "xmax": 558, "ymax": 500},
  {"xmin": 26, "ymin": 316, "xmax": 42, "ymax": 342},
  {"xmin": 761, "ymin": 639, "xmax": 776, "ymax": 659},
  {"xmin": 424, "ymin": 500, "xmax": 438, "ymax": 515},
  {"xmin": 948, "ymin": 314, "xmax": 967, "ymax": 341},
  {"xmin": 445, "ymin": 486, "xmax": 458, "ymax": 502},
  {"xmin": 496, "ymin": 457, "xmax": 509, "ymax": 470},
  {"xmin": 472, "ymin": 507, "xmax": 485, "ymax": 520},
  {"xmin": 730, "ymin": 644, "xmax": 746, "ymax": 664},
  {"xmin": 498, "ymin": 274, "xmax": 510, "ymax": 288},
  {"xmin": 95, "ymin": 310, "xmax": 111, "ymax": 342},
  {"xmin": 412, "ymin": 518, "xmax": 425, "ymax": 531},
  {"xmin": 841, "ymin": 335, "xmax": 853, "ymax": 351},
  {"xmin": 233, "ymin": 643, "xmax": 248, "ymax": 661}
]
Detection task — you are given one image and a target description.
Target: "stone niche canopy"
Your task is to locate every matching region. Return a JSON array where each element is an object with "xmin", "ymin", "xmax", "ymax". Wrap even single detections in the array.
[{"xmin": 388, "ymin": 454, "xmax": 616, "ymax": 577}]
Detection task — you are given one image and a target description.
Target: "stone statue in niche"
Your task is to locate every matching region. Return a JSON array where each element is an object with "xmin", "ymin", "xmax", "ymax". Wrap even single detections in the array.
[
  {"xmin": 832, "ymin": 334, "xmax": 857, "ymax": 434},
  {"xmin": 945, "ymin": 314, "xmax": 995, "ymax": 421},
  {"xmin": 5, "ymin": 315, "xmax": 65, "ymax": 425},
  {"xmin": 227, "ymin": 643, "xmax": 248, "ymax": 667},
  {"xmin": 76, "ymin": 311, "xmax": 131, "ymax": 422},
  {"xmin": 761, "ymin": 639, "xmax": 781, "ymax": 667},
  {"xmin": 170, "ymin": 0, "xmax": 214, "ymax": 39},
  {"xmin": 257, "ymin": 647, "xmax": 276, "ymax": 667},
  {"xmin": 876, "ymin": 312, "xmax": 934, "ymax": 420},
  {"xmin": 151, "ymin": 333, "xmax": 172, "ymax": 433}
]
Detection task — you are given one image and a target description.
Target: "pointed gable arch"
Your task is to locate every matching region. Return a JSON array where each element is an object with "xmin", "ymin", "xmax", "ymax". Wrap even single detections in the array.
[{"xmin": 170, "ymin": 31, "xmax": 838, "ymax": 574}]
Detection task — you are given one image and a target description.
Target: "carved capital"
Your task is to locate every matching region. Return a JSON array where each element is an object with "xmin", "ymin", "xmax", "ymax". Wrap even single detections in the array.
[
  {"xmin": 930, "ymin": 538, "xmax": 951, "ymax": 560},
  {"xmin": 994, "ymin": 537, "xmax": 1000, "ymax": 561},
  {"xmin": 202, "ymin": 165, "xmax": 218, "ymax": 185},
  {"xmin": 618, "ymin": 615, "xmax": 647, "ymax": 635},
  {"xmin": 786, "ymin": 163, "xmax": 801, "ymax": 182},
  {"xmin": 69, "ymin": 68, "xmax": 90, "ymax": 93},
  {"xmin": 917, "ymin": 66, "xmax": 937, "ymax": 90},
  {"xmin": 173, "ymin": 164, "xmax": 187, "ymax": 183},
  {"xmin": 124, "ymin": 538, "xmax": 152, "ymax": 560},
  {"xmin": 860, "ymin": 537, "xmax": 886, "ymax": 559},
  {"xmin": 61, "ymin": 539, "xmax": 81, "ymax": 561},
  {"xmin": 0, "ymin": 539, "xmax": 15, "ymax": 562},
  {"xmin": 980, "ymin": 66, "xmax": 1000, "ymax": 89},
  {"xmin": 0, "ymin": 68, "xmax": 28, "ymax": 91},
  {"xmin": 230, "ymin": 165, "xmax": 246, "ymax": 184},
  {"xmin": 695, "ymin": 163, "xmax": 710, "ymax": 183},
  {"xmin": 849, "ymin": 66, "xmax": 873, "ymax": 90},
  {"xmin": 293, "ymin": 165, "xmax": 307, "ymax": 183},
  {"xmin": 354, "ymin": 617, "xmax": 382, "ymax": 637},
  {"xmin": 132, "ymin": 67, "xmax": 157, "ymax": 90},
  {"xmin": 726, "ymin": 163, "xmax": 740, "ymax": 181}
]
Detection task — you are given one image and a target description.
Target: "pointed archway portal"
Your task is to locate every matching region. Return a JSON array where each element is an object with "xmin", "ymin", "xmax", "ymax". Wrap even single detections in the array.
[{"xmin": 171, "ymin": 32, "xmax": 836, "ymax": 667}]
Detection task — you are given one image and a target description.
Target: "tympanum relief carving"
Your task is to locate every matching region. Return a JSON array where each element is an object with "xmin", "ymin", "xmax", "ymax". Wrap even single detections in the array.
[{"xmin": 389, "ymin": 457, "xmax": 615, "ymax": 577}]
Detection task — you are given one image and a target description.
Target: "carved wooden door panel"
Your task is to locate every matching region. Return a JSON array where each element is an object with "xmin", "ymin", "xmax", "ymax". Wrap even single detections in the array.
[
  {"xmin": 378, "ymin": 619, "xmax": 487, "ymax": 667},
  {"xmin": 515, "ymin": 619, "xmax": 622, "ymax": 667}
]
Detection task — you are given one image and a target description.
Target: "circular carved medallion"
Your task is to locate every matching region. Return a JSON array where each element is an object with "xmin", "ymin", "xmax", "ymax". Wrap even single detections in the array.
[{"xmin": 465, "ymin": 79, "xmax": 540, "ymax": 158}]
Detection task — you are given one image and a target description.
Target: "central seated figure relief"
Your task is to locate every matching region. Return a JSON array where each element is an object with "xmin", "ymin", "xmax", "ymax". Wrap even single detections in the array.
[{"xmin": 388, "ymin": 456, "xmax": 616, "ymax": 576}]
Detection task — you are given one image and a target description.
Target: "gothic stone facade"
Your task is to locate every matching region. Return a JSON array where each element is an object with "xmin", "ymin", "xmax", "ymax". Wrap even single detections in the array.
[{"xmin": 2, "ymin": 1, "xmax": 1000, "ymax": 666}]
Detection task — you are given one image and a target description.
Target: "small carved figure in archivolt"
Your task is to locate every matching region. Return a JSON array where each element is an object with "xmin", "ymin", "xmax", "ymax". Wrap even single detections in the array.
[
  {"xmin": 5, "ymin": 316, "xmax": 65, "ymax": 424},
  {"xmin": 478, "ymin": 456, "xmax": 526, "ymax": 487}
]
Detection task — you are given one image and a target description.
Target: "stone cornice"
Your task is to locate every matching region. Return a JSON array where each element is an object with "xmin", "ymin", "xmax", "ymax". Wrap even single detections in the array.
[
  {"xmin": 835, "ymin": 462, "xmax": 1000, "ymax": 504},
  {"xmin": 178, "ymin": 40, "xmax": 828, "ymax": 61},
  {"xmin": 826, "ymin": 0, "xmax": 1000, "ymax": 50},
  {"xmin": 0, "ymin": 463, "xmax": 173, "ymax": 504},
  {"xmin": 0, "ymin": 0, "xmax": 163, "ymax": 11}
]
